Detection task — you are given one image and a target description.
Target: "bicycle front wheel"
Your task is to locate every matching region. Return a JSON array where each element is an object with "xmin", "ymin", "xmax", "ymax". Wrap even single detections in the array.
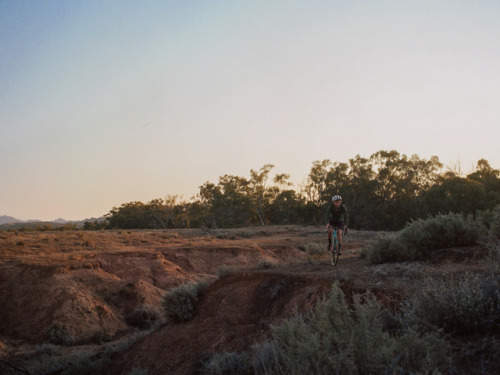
[{"xmin": 331, "ymin": 240, "xmax": 339, "ymax": 266}]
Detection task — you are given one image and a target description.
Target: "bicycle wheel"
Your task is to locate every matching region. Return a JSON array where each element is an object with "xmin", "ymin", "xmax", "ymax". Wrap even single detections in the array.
[{"xmin": 331, "ymin": 238, "xmax": 339, "ymax": 266}]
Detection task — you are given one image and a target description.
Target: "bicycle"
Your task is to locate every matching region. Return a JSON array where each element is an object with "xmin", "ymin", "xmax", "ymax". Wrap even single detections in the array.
[{"xmin": 327, "ymin": 225, "xmax": 348, "ymax": 266}]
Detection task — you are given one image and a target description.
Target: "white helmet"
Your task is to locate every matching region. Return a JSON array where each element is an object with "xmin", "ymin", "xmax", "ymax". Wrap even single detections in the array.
[{"xmin": 332, "ymin": 195, "xmax": 342, "ymax": 202}]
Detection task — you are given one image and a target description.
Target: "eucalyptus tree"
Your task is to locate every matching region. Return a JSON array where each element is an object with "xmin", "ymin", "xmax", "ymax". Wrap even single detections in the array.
[{"xmin": 248, "ymin": 164, "xmax": 275, "ymax": 225}]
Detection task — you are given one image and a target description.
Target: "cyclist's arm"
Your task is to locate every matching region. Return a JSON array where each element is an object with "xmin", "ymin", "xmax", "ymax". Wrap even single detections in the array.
[
  {"xmin": 325, "ymin": 204, "xmax": 332, "ymax": 228},
  {"xmin": 343, "ymin": 205, "xmax": 349, "ymax": 228}
]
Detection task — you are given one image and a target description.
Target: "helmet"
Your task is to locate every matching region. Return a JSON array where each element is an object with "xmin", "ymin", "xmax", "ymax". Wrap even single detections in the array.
[{"xmin": 332, "ymin": 195, "xmax": 342, "ymax": 202}]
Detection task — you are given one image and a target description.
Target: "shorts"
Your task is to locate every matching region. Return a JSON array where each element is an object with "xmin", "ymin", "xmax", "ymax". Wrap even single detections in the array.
[{"xmin": 329, "ymin": 221, "xmax": 344, "ymax": 230}]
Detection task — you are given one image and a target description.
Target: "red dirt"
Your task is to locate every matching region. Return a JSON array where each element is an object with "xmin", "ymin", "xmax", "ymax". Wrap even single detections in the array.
[
  {"xmin": 111, "ymin": 272, "xmax": 333, "ymax": 375},
  {"xmin": 0, "ymin": 226, "xmax": 495, "ymax": 374}
]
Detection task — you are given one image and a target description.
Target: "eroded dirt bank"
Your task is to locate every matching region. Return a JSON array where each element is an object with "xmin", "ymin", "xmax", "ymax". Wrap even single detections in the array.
[
  {"xmin": 0, "ymin": 226, "xmax": 494, "ymax": 374},
  {"xmin": 0, "ymin": 226, "xmax": 331, "ymax": 350},
  {"xmin": 111, "ymin": 272, "xmax": 334, "ymax": 375}
]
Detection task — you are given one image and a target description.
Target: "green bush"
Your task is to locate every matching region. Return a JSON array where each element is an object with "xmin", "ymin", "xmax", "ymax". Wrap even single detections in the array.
[
  {"xmin": 402, "ymin": 273, "xmax": 500, "ymax": 335},
  {"xmin": 256, "ymin": 261, "xmax": 273, "ymax": 270},
  {"xmin": 489, "ymin": 205, "xmax": 500, "ymax": 240},
  {"xmin": 392, "ymin": 328, "xmax": 450, "ymax": 373},
  {"xmin": 303, "ymin": 241, "xmax": 325, "ymax": 256},
  {"xmin": 364, "ymin": 212, "xmax": 481, "ymax": 263},
  {"xmin": 46, "ymin": 323, "xmax": 74, "ymax": 346},
  {"xmin": 126, "ymin": 305, "xmax": 160, "ymax": 330},
  {"xmin": 216, "ymin": 265, "xmax": 235, "ymax": 278},
  {"xmin": 201, "ymin": 352, "xmax": 250, "ymax": 375},
  {"xmin": 162, "ymin": 280, "xmax": 208, "ymax": 322},
  {"xmin": 25, "ymin": 350, "xmax": 111, "ymax": 375},
  {"xmin": 255, "ymin": 283, "xmax": 449, "ymax": 375},
  {"xmin": 128, "ymin": 367, "xmax": 148, "ymax": 375},
  {"xmin": 26, "ymin": 329, "xmax": 152, "ymax": 375},
  {"xmin": 252, "ymin": 341, "xmax": 281, "ymax": 375}
]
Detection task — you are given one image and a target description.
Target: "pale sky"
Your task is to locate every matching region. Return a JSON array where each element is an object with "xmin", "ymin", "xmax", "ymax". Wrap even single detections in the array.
[{"xmin": 1, "ymin": 0, "xmax": 500, "ymax": 221}]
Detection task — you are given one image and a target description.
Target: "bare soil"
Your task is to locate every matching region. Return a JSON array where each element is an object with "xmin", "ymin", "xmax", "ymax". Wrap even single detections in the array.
[{"xmin": 0, "ymin": 225, "xmax": 496, "ymax": 374}]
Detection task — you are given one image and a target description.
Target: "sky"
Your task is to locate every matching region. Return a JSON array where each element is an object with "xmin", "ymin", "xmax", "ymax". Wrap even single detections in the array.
[{"xmin": 1, "ymin": 0, "xmax": 500, "ymax": 221}]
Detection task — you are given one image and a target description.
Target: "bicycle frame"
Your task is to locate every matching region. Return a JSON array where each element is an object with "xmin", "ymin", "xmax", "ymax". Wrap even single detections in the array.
[{"xmin": 328, "ymin": 225, "xmax": 347, "ymax": 266}]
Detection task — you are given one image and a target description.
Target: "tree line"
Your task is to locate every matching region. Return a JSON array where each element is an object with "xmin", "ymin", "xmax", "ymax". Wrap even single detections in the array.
[{"xmin": 85, "ymin": 150, "xmax": 500, "ymax": 231}]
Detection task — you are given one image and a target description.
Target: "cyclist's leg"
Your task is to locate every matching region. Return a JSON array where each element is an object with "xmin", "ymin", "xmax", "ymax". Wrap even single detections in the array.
[
  {"xmin": 337, "ymin": 228, "xmax": 343, "ymax": 255},
  {"xmin": 327, "ymin": 225, "xmax": 333, "ymax": 251},
  {"xmin": 330, "ymin": 229, "xmax": 337, "ymax": 265}
]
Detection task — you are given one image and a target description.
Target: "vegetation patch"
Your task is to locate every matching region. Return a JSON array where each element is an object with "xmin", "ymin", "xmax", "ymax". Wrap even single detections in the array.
[
  {"xmin": 201, "ymin": 352, "xmax": 250, "ymax": 375},
  {"xmin": 162, "ymin": 280, "xmax": 208, "ymax": 322},
  {"xmin": 402, "ymin": 272, "xmax": 500, "ymax": 335},
  {"xmin": 46, "ymin": 323, "xmax": 74, "ymax": 346},
  {"xmin": 25, "ymin": 349, "xmax": 111, "ymax": 375},
  {"xmin": 128, "ymin": 367, "xmax": 148, "ymax": 375},
  {"xmin": 252, "ymin": 283, "xmax": 449, "ymax": 375},
  {"xmin": 126, "ymin": 305, "xmax": 160, "ymax": 330},
  {"xmin": 256, "ymin": 260, "xmax": 273, "ymax": 270},
  {"xmin": 303, "ymin": 241, "xmax": 326, "ymax": 256},
  {"xmin": 216, "ymin": 265, "xmax": 235, "ymax": 278},
  {"xmin": 363, "ymin": 212, "xmax": 481, "ymax": 263}
]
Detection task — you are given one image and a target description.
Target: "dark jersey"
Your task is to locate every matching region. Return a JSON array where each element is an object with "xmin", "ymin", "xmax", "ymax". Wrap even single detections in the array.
[{"xmin": 327, "ymin": 204, "xmax": 349, "ymax": 226}]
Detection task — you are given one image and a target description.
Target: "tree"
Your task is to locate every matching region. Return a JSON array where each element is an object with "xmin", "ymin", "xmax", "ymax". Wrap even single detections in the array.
[
  {"xmin": 268, "ymin": 173, "xmax": 303, "ymax": 224},
  {"xmin": 344, "ymin": 154, "xmax": 377, "ymax": 229},
  {"xmin": 365, "ymin": 151, "xmax": 443, "ymax": 229},
  {"xmin": 148, "ymin": 195, "xmax": 183, "ymax": 229},
  {"xmin": 306, "ymin": 160, "xmax": 333, "ymax": 205},
  {"xmin": 248, "ymin": 164, "xmax": 275, "ymax": 225},
  {"xmin": 198, "ymin": 175, "xmax": 252, "ymax": 227},
  {"xmin": 106, "ymin": 201, "xmax": 153, "ymax": 229},
  {"xmin": 101, "ymin": 153, "xmax": 498, "ymax": 230},
  {"xmin": 467, "ymin": 159, "xmax": 500, "ymax": 194},
  {"xmin": 423, "ymin": 177, "xmax": 489, "ymax": 216}
]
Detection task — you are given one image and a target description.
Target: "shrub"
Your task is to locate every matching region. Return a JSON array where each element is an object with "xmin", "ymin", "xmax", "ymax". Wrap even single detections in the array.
[
  {"xmin": 201, "ymin": 352, "xmax": 250, "ymax": 375},
  {"xmin": 59, "ymin": 352, "xmax": 111, "ymax": 375},
  {"xmin": 46, "ymin": 323, "xmax": 74, "ymax": 346},
  {"xmin": 162, "ymin": 280, "xmax": 208, "ymax": 322},
  {"xmin": 303, "ymin": 241, "xmax": 325, "ymax": 256},
  {"xmin": 392, "ymin": 328, "xmax": 449, "ymax": 373},
  {"xmin": 257, "ymin": 283, "xmax": 449, "ymax": 375},
  {"xmin": 27, "ymin": 328, "xmax": 154, "ymax": 375},
  {"xmin": 364, "ymin": 212, "xmax": 481, "ymax": 263},
  {"xmin": 486, "ymin": 241, "xmax": 500, "ymax": 274},
  {"xmin": 256, "ymin": 261, "xmax": 273, "ymax": 270},
  {"xmin": 25, "ymin": 349, "xmax": 111, "ymax": 375},
  {"xmin": 402, "ymin": 273, "xmax": 500, "ymax": 335},
  {"xmin": 126, "ymin": 305, "xmax": 160, "ymax": 330},
  {"xmin": 128, "ymin": 367, "xmax": 148, "ymax": 375},
  {"xmin": 252, "ymin": 341, "xmax": 281, "ymax": 375},
  {"xmin": 216, "ymin": 265, "xmax": 235, "ymax": 278},
  {"xmin": 489, "ymin": 205, "xmax": 500, "ymax": 240}
]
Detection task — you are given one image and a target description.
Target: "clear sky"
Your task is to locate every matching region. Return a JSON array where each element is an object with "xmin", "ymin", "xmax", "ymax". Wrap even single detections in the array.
[{"xmin": 1, "ymin": 0, "xmax": 500, "ymax": 221}]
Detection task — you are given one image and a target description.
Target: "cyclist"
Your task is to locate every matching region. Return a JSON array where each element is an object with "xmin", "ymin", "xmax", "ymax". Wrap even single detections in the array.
[{"xmin": 326, "ymin": 195, "xmax": 349, "ymax": 255}]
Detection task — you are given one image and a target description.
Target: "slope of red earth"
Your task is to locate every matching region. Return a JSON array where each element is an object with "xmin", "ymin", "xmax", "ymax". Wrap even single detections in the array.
[
  {"xmin": 0, "ymin": 226, "xmax": 495, "ymax": 374},
  {"xmin": 111, "ymin": 272, "xmax": 333, "ymax": 375},
  {"xmin": 0, "ymin": 226, "xmax": 318, "ymax": 355},
  {"xmin": 111, "ymin": 245, "xmax": 494, "ymax": 375}
]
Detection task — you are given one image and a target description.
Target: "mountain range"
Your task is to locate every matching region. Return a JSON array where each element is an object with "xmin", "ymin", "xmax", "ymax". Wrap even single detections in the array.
[{"xmin": 0, "ymin": 215, "xmax": 104, "ymax": 229}]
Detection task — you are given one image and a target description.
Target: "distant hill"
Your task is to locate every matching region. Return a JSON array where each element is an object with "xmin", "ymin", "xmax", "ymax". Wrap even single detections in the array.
[
  {"xmin": 0, "ymin": 221, "xmax": 71, "ymax": 231},
  {"xmin": 53, "ymin": 218, "xmax": 70, "ymax": 224},
  {"xmin": 0, "ymin": 215, "xmax": 23, "ymax": 225},
  {"xmin": 0, "ymin": 215, "xmax": 106, "ymax": 230}
]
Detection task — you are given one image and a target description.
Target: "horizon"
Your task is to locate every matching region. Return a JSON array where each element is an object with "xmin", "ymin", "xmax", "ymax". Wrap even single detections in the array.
[
  {"xmin": 2, "ymin": 1, "xmax": 500, "ymax": 221},
  {"xmin": 2, "ymin": 151, "xmax": 495, "ymax": 223}
]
